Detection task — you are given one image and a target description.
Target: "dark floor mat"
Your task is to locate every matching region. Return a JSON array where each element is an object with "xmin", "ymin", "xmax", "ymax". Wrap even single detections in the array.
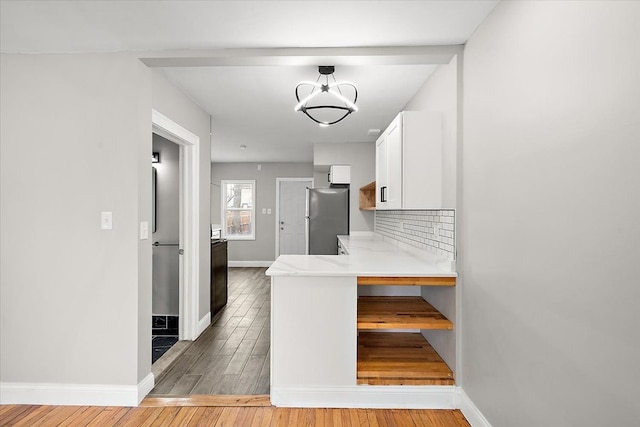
[{"xmin": 152, "ymin": 336, "xmax": 178, "ymax": 363}]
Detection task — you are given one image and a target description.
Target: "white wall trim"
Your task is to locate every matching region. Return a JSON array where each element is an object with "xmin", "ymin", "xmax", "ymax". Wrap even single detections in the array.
[
  {"xmin": 457, "ymin": 388, "xmax": 493, "ymax": 427},
  {"xmin": 0, "ymin": 374, "xmax": 154, "ymax": 407},
  {"xmin": 137, "ymin": 373, "xmax": 155, "ymax": 405},
  {"xmin": 197, "ymin": 312, "xmax": 211, "ymax": 337},
  {"xmin": 152, "ymin": 109, "xmax": 200, "ymax": 341},
  {"xmin": 228, "ymin": 261, "xmax": 273, "ymax": 268},
  {"xmin": 152, "ymin": 110, "xmax": 199, "ymax": 144},
  {"xmin": 271, "ymin": 385, "xmax": 457, "ymax": 409}
]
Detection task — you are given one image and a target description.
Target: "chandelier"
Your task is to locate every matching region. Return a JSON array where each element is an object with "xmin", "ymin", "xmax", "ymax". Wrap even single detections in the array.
[{"xmin": 294, "ymin": 66, "xmax": 358, "ymax": 127}]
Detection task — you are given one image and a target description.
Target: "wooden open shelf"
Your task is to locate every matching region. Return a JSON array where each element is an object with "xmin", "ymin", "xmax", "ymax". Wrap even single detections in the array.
[
  {"xmin": 359, "ymin": 181, "xmax": 376, "ymax": 210},
  {"xmin": 358, "ymin": 296, "xmax": 453, "ymax": 330},
  {"xmin": 357, "ymin": 276, "xmax": 456, "ymax": 286},
  {"xmin": 357, "ymin": 332, "xmax": 454, "ymax": 386}
]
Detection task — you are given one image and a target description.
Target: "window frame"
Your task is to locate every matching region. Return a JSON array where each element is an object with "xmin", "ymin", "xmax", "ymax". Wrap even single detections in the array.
[{"xmin": 221, "ymin": 179, "xmax": 256, "ymax": 241}]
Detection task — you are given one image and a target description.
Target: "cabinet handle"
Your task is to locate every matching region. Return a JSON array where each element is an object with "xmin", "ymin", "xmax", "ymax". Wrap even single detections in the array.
[{"xmin": 380, "ymin": 186, "xmax": 387, "ymax": 203}]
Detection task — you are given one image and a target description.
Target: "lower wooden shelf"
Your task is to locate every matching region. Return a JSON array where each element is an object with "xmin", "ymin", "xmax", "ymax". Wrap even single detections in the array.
[
  {"xmin": 358, "ymin": 296, "xmax": 453, "ymax": 330},
  {"xmin": 357, "ymin": 332, "xmax": 454, "ymax": 386}
]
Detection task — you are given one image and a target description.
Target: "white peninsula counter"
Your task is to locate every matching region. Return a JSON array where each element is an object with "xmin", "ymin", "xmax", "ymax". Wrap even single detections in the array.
[{"xmin": 266, "ymin": 232, "xmax": 458, "ymax": 409}]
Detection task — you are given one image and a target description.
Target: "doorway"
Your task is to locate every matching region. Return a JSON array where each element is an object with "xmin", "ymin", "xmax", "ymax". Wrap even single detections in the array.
[
  {"xmin": 276, "ymin": 178, "xmax": 314, "ymax": 257},
  {"xmin": 151, "ymin": 134, "xmax": 181, "ymax": 363},
  {"xmin": 151, "ymin": 110, "xmax": 201, "ymax": 344}
]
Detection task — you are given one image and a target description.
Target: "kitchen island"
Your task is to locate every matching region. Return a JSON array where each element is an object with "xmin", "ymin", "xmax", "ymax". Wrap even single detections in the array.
[{"xmin": 266, "ymin": 232, "xmax": 459, "ymax": 408}]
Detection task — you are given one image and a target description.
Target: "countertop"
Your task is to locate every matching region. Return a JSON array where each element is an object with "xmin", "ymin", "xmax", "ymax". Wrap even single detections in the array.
[{"xmin": 266, "ymin": 232, "xmax": 456, "ymax": 278}]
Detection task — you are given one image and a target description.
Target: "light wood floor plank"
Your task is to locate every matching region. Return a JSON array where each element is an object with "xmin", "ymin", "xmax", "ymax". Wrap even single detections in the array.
[
  {"xmin": 184, "ymin": 407, "xmax": 223, "ymax": 426},
  {"xmin": 234, "ymin": 406, "xmax": 258, "ymax": 426},
  {"xmin": 0, "ymin": 405, "xmax": 16, "ymax": 417},
  {"xmin": 85, "ymin": 406, "xmax": 130, "ymax": 426},
  {"xmin": 57, "ymin": 406, "xmax": 104, "ymax": 427},
  {"xmin": 31, "ymin": 405, "xmax": 84, "ymax": 426},
  {"xmin": 214, "ymin": 406, "xmax": 240, "ymax": 426},
  {"xmin": 11, "ymin": 406, "xmax": 55, "ymax": 427},
  {"xmin": 365, "ymin": 409, "xmax": 380, "ymax": 427},
  {"xmin": 117, "ymin": 407, "xmax": 162, "ymax": 427},
  {"xmin": 255, "ymin": 407, "xmax": 273, "ymax": 427},
  {"xmin": 148, "ymin": 407, "xmax": 182, "ymax": 427},
  {"xmin": 1, "ymin": 405, "xmax": 471, "ymax": 426},
  {"xmin": 0, "ymin": 405, "xmax": 36, "ymax": 425},
  {"xmin": 168, "ymin": 407, "xmax": 199, "ymax": 426}
]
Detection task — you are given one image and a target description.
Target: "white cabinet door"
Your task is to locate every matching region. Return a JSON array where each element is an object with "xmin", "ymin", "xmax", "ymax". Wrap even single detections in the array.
[
  {"xmin": 374, "ymin": 111, "xmax": 443, "ymax": 210},
  {"xmin": 385, "ymin": 116, "xmax": 403, "ymax": 210},
  {"xmin": 375, "ymin": 133, "xmax": 388, "ymax": 209},
  {"xmin": 402, "ymin": 112, "xmax": 442, "ymax": 209}
]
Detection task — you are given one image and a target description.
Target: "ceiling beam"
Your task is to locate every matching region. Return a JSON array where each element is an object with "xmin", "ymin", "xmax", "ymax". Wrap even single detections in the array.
[{"xmin": 139, "ymin": 46, "xmax": 462, "ymax": 67}]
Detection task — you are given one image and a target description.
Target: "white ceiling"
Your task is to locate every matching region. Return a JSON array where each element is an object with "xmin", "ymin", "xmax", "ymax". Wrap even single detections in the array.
[
  {"xmin": 0, "ymin": 0, "xmax": 499, "ymax": 162},
  {"xmin": 161, "ymin": 64, "xmax": 437, "ymax": 162}
]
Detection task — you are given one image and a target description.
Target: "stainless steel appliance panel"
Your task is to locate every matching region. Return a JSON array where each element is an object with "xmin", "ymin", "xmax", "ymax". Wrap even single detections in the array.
[{"xmin": 306, "ymin": 187, "xmax": 349, "ymax": 255}]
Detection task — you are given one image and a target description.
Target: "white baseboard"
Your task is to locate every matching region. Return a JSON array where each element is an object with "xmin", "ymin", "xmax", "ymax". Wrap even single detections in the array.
[
  {"xmin": 198, "ymin": 312, "xmax": 211, "ymax": 336},
  {"xmin": 271, "ymin": 385, "xmax": 457, "ymax": 409},
  {"xmin": 0, "ymin": 373, "xmax": 155, "ymax": 406},
  {"xmin": 457, "ymin": 388, "xmax": 492, "ymax": 427},
  {"xmin": 228, "ymin": 261, "xmax": 273, "ymax": 268},
  {"xmin": 137, "ymin": 373, "xmax": 155, "ymax": 404}
]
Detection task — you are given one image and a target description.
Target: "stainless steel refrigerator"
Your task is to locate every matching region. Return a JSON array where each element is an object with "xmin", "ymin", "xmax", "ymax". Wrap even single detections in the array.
[{"xmin": 306, "ymin": 187, "xmax": 349, "ymax": 255}]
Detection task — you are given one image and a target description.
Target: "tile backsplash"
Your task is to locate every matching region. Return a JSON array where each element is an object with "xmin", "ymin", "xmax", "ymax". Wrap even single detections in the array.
[{"xmin": 375, "ymin": 210, "xmax": 456, "ymax": 259}]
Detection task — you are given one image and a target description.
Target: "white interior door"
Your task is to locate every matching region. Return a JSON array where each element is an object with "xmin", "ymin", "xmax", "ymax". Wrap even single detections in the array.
[{"xmin": 278, "ymin": 179, "xmax": 312, "ymax": 256}]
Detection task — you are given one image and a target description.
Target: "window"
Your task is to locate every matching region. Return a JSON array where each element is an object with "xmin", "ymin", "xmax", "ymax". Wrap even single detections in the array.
[{"xmin": 221, "ymin": 180, "xmax": 256, "ymax": 240}]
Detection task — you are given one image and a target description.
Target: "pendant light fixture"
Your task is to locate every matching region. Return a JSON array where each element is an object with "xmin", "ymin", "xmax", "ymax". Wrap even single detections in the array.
[{"xmin": 294, "ymin": 66, "xmax": 358, "ymax": 127}]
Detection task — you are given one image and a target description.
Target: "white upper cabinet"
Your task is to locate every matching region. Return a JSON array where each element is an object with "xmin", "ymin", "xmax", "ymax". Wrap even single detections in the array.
[{"xmin": 375, "ymin": 111, "xmax": 443, "ymax": 210}]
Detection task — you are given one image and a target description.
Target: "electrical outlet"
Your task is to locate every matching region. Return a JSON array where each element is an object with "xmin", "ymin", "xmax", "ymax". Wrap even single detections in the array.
[
  {"xmin": 140, "ymin": 221, "xmax": 149, "ymax": 240},
  {"xmin": 262, "ymin": 208, "xmax": 266, "ymax": 214},
  {"xmin": 267, "ymin": 208, "xmax": 272, "ymax": 214},
  {"xmin": 101, "ymin": 212, "xmax": 113, "ymax": 230}
]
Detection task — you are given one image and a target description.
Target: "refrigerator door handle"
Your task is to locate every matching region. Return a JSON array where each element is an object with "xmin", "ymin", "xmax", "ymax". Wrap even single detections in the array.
[
  {"xmin": 305, "ymin": 188, "xmax": 310, "ymax": 255},
  {"xmin": 305, "ymin": 187, "xmax": 310, "ymax": 218},
  {"xmin": 305, "ymin": 217, "xmax": 310, "ymax": 255}
]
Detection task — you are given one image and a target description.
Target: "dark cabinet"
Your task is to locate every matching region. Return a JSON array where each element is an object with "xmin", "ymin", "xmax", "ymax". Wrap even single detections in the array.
[{"xmin": 211, "ymin": 240, "xmax": 228, "ymax": 316}]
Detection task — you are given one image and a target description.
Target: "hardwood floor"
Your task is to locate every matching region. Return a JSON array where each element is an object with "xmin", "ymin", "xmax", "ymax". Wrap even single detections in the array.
[
  {"xmin": 0, "ymin": 267, "xmax": 473, "ymax": 426},
  {"xmin": 0, "ymin": 404, "xmax": 471, "ymax": 426},
  {"xmin": 150, "ymin": 267, "xmax": 271, "ymax": 396}
]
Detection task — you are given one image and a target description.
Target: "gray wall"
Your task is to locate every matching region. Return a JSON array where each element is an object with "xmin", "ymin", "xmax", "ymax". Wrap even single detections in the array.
[
  {"xmin": 0, "ymin": 53, "xmax": 212, "ymax": 389},
  {"xmin": 1, "ymin": 53, "xmax": 151, "ymax": 386},
  {"xmin": 211, "ymin": 162, "xmax": 313, "ymax": 262},
  {"xmin": 313, "ymin": 142, "xmax": 375, "ymax": 232},
  {"xmin": 152, "ymin": 135, "xmax": 179, "ymax": 315},
  {"xmin": 404, "ymin": 56, "xmax": 457, "ymax": 208},
  {"xmin": 461, "ymin": 2, "xmax": 640, "ymax": 426}
]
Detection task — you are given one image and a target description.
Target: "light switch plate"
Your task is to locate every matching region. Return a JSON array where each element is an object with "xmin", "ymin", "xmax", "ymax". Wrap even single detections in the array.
[
  {"xmin": 101, "ymin": 212, "xmax": 113, "ymax": 230},
  {"xmin": 140, "ymin": 221, "xmax": 149, "ymax": 240},
  {"xmin": 267, "ymin": 208, "xmax": 272, "ymax": 214},
  {"xmin": 262, "ymin": 208, "xmax": 266, "ymax": 214}
]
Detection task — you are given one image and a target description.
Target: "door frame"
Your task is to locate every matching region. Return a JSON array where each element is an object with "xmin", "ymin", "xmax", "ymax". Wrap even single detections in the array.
[
  {"xmin": 275, "ymin": 177, "xmax": 314, "ymax": 258},
  {"xmin": 151, "ymin": 109, "xmax": 201, "ymax": 341}
]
